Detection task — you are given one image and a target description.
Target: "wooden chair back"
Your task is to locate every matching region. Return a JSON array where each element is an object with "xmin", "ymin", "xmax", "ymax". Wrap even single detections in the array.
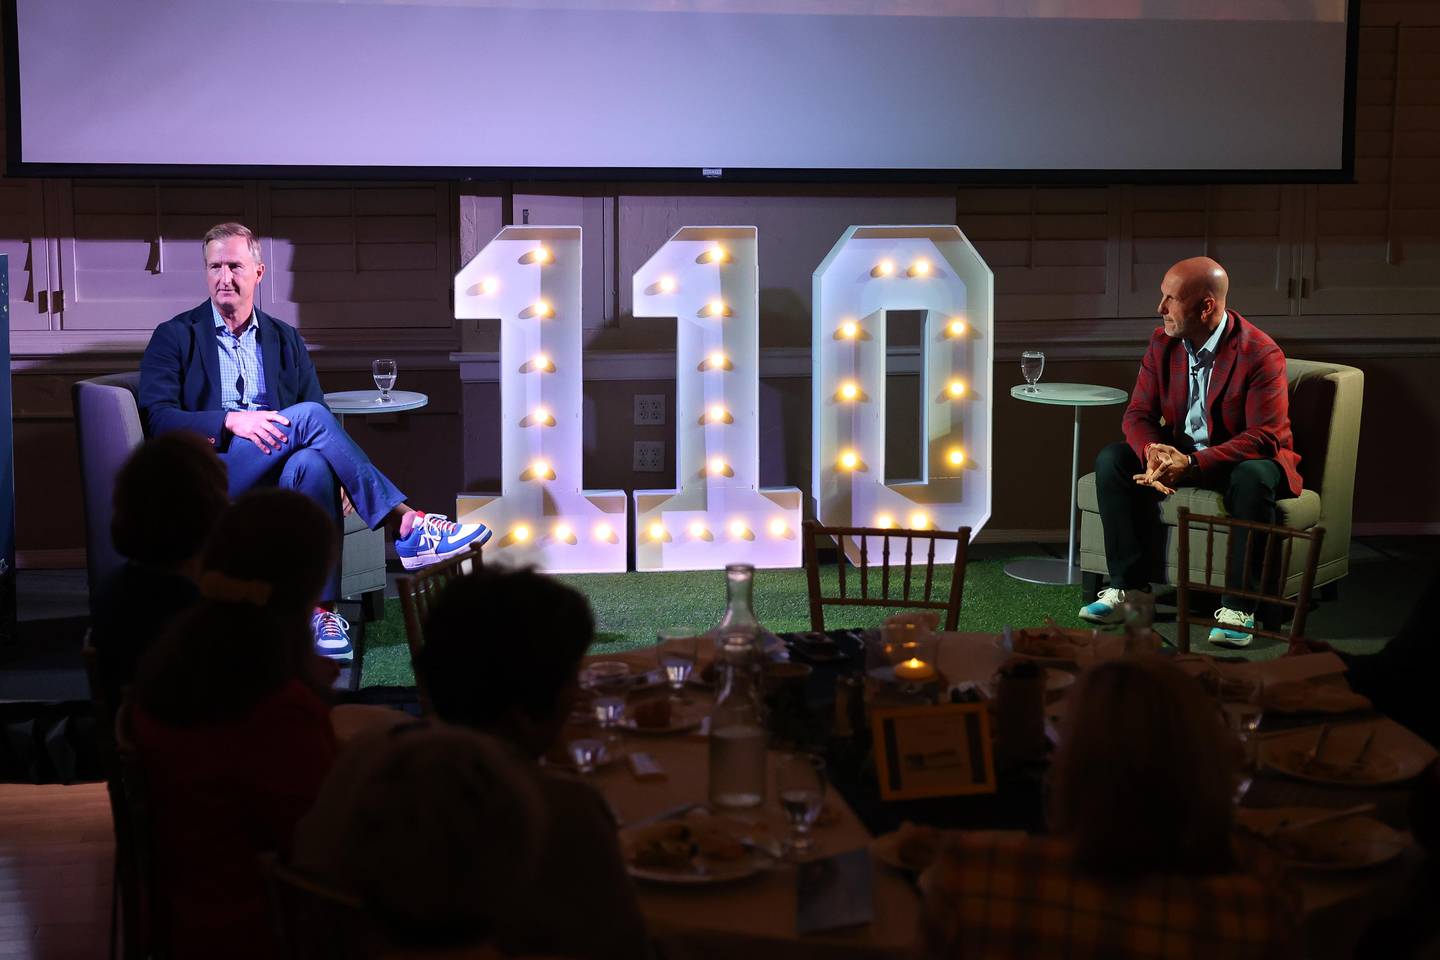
[
  {"xmin": 395, "ymin": 548, "xmax": 483, "ymax": 714},
  {"xmin": 802, "ymin": 521, "xmax": 971, "ymax": 632},
  {"xmin": 259, "ymin": 852, "xmax": 375, "ymax": 960},
  {"xmin": 1175, "ymin": 507, "xmax": 1325, "ymax": 653}
]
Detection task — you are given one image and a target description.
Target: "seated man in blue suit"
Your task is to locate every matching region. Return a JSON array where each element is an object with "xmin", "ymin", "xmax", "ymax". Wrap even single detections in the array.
[{"xmin": 139, "ymin": 222, "xmax": 490, "ymax": 659}]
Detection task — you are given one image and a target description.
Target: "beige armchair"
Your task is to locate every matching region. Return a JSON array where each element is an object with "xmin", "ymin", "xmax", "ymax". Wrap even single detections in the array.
[{"xmin": 1077, "ymin": 359, "xmax": 1363, "ymax": 611}]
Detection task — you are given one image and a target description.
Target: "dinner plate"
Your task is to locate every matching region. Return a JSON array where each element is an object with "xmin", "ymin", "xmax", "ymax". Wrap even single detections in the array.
[
  {"xmin": 621, "ymin": 816, "xmax": 777, "ymax": 885},
  {"xmin": 1262, "ymin": 742, "xmax": 1406, "ymax": 786},
  {"xmin": 618, "ymin": 715, "xmax": 705, "ymax": 736},
  {"xmin": 1237, "ymin": 808, "xmax": 1408, "ymax": 871}
]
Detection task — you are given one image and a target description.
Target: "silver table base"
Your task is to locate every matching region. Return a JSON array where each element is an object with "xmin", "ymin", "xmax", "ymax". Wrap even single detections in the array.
[{"xmin": 1002, "ymin": 557, "xmax": 1083, "ymax": 586}]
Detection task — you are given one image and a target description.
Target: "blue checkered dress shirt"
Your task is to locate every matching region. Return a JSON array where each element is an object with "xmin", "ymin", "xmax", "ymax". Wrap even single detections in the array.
[{"xmin": 211, "ymin": 302, "xmax": 270, "ymax": 411}]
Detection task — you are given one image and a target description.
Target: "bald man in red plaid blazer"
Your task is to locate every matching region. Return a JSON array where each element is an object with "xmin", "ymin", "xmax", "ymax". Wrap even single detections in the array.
[{"xmin": 1080, "ymin": 257, "xmax": 1301, "ymax": 647}]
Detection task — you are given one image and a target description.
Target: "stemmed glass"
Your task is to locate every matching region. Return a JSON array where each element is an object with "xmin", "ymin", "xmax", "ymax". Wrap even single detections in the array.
[
  {"xmin": 1220, "ymin": 676, "xmax": 1266, "ymax": 801},
  {"xmin": 776, "ymin": 752, "xmax": 826, "ymax": 858},
  {"xmin": 657, "ymin": 628, "xmax": 700, "ymax": 702},
  {"xmin": 372, "ymin": 358, "xmax": 398, "ymax": 403},
  {"xmin": 1020, "ymin": 350, "xmax": 1045, "ymax": 394}
]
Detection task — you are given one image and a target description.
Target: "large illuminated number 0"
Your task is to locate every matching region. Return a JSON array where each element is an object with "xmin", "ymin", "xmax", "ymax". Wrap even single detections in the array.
[
  {"xmin": 812, "ymin": 226, "xmax": 993, "ymax": 564},
  {"xmin": 453, "ymin": 226, "xmax": 627, "ymax": 573},
  {"xmin": 632, "ymin": 227, "xmax": 803, "ymax": 571}
]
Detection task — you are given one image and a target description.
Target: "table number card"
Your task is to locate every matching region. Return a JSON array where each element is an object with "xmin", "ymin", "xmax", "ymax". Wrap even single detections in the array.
[{"xmin": 870, "ymin": 702, "xmax": 996, "ymax": 800}]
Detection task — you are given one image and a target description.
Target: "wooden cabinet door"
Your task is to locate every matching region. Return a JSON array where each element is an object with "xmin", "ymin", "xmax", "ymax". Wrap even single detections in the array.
[
  {"xmin": 1119, "ymin": 185, "xmax": 1299, "ymax": 320},
  {"xmin": 53, "ymin": 181, "xmax": 256, "ymax": 330},
  {"xmin": 0, "ymin": 180, "xmax": 53, "ymax": 331}
]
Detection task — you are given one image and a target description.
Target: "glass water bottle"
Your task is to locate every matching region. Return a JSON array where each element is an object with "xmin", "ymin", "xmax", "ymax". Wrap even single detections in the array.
[{"xmin": 707, "ymin": 632, "xmax": 768, "ymax": 810}]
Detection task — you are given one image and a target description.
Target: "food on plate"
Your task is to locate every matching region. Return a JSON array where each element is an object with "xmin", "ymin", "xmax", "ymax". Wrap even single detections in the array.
[
  {"xmin": 630, "ymin": 698, "xmax": 674, "ymax": 730},
  {"xmin": 625, "ymin": 812, "xmax": 756, "ymax": 871},
  {"xmin": 1012, "ymin": 626, "xmax": 1094, "ymax": 660}
]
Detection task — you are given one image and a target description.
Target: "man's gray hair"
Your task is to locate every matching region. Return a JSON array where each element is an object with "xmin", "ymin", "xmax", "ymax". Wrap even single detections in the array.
[{"xmin": 201, "ymin": 222, "xmax": 263, "ymax": 265}]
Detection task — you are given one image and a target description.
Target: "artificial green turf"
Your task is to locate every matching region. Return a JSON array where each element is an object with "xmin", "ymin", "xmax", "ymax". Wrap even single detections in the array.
[{"xmin": 359, "ymin": 561, "xmax": 1094, "ymax": 688}]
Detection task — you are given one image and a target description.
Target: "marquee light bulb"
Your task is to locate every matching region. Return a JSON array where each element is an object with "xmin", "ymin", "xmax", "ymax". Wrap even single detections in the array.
[
  {"xmin": 534, "ymin": 246, "xmax": 552, "ymax": 264},
  {"xmin": 875, "ymin": 513, "xmax": 895, "ymax": 529},
  {"xmin": 512, "ymin": 524, "xmax": 531, "ymax": 543},
  {"xmin": 947, "ymin": 317, "xmax": 967, "ymax": 337},
  {"xmin": 909, "ymin": 258, "xmax": 932, "ymax": 277},
  {"xmin": 529, "ymin": 458, "xmax": 553, "ymax": 480},
  {"xmin": 648, "ymin": 521, "xmax": 667, "ymax": 541},
  {"xmin": 838, "ymin": 381, "xmax": 859, "ymax": 401},
  {"xmin": 532, "ymin": 406, "xmax": 553, "ymax": 425},
  {"xmin": 876, "ymin": 259, "xmax": 896, "ymax": 276},
  {"xmin": 947, "ymin": 447, "xmax": 967, "ymax": 467},
  {"xmin": 708, "ymin": 404, "xmax": 727, "ymax": 423},
  {"xmin": 706, "ymin": 298, "xmax": 727, "ymax": 318},
  {"xmin": 768, "ymin": 518, "xmax": 788, "ymax": 537},
  {"xmin": 729, "ymin": 519, "xmax": 748, "ymax": 538},
  {"xmin": 533, "ymin": 299, "xmax": 553, "ymax": 318},
  {"xmin": 839, "ymin": 449, "xmax": 859, "ymax": 471},
  {"xmin": 947, "ymin": 378, "xmax": 967, "ymax": 399},
  {"xmin": 593, "ymin": 522, "xmax": 613, "ymax": 541},
  {"xmin": 553, "ymin": 523, "xmax": 573, "ymax": 541},
  {"xmin": 658, "ymin": 275, "xmax": 677, "ymax": 293},
  {"xmin": 708, "ymin": 350, "xmax": 728, "ymax": 370},
  {"xmin": 909, "ymin": 511, "xmax": 931, "ymax": 530},
  {"xmin": 689, "ymin": 521, "xmax": 707, "ymax": 538},
  {"xmin": 533, "ymin": 353, "xmax": 552, "ymax": 372},
  {"xmin": 709, "ymin": 456, "xmax": 728, "ymax": 476},
  {"xmin": 706, "ymin": 244, "xmax": 727, "ymax": 263},
  {"xmin": 480, "ymin": 277, "xmax": 499, "ymax": 295},
  {"xmin": 839, "ymin": 320, "xmax": 859, "ymax": 339}
]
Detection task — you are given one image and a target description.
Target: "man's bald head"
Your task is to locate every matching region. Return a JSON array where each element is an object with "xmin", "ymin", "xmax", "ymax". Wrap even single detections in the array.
[{"xmin": 1157, "ymin": 257, "xmax": 1230, "ymax": 346}]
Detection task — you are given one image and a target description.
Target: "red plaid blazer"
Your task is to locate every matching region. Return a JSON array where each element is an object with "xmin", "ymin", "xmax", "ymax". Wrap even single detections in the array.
[
  {"xmin": 1122, "ymin": 311, "xmax": 1303, "ymax": 498},
  {"xmin": 920, "ymin": 833, "xmax": 1301, "ymax": 960}
]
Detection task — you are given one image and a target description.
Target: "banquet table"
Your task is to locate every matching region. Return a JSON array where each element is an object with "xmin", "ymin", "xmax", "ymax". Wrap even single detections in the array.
[{"xmin": 579, "ymin": 634, "xmax": 1437, "ymax": 960}]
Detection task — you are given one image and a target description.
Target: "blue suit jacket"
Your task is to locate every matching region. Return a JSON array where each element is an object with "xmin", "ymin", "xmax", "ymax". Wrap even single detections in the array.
[{"xmin": 139, "ymin": 301, "xmax": 327, "ymax": 449}]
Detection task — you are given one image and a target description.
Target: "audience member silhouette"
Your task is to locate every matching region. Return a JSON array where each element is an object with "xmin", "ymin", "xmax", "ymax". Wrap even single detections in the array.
[
  {"xmin": 920, "ymin": 656, "xmax": 1300, "ymax": 959},
  {"xmin": 294, "ymin": 724, "xmax": 544, "ymax": 959},
  {"xmin": 90, "ymin": 432, "xmax": 229, "ymax": 709},
  {"xmin": 130, "ymin": 489, "xmax": 341, "ymax": 960},
  {"xmin": 299, "ymin": 566, "xmax": 647, "ymax": 960}
]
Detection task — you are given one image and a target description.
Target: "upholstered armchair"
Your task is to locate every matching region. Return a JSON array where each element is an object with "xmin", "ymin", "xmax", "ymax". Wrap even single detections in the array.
[
  {"xmin": 1077, "ymin": 359, "xmax": 1363, "ymax": 609},
  {"xmin": 72, "ymin": 373, "xmax": 386, "ymax": 617}
]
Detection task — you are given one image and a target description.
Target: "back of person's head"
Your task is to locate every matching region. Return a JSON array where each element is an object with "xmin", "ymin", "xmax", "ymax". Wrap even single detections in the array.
[
  {"xmin": 203, "ymin": 488, "xmax": 338, "ymax": 616},
  {"xmin": 111, "ymin": 432, "xmax": 229, "ymax": 567},
  {"xmin": 134, "ymin": 490, "xmax": 337, "ymax": 726},
  {"xmin": 419, "ymin": 566, "xmax": 594, "ymax": 736},
  {"xmin": 326, "ymin": 725, "xmax": 543, "ymax": 951},
  {"xmin": 1048, "ymin": 655, "xmax": 1238, "ymax": 877}
]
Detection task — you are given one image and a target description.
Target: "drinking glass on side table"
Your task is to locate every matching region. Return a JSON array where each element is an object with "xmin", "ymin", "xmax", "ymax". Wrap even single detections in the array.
[
  {"xmin": 657, "ymin": 628, "xmax": 700, "ymax": 701},
  {"xmin": 777, "ymin": 752, "xmax": 827, "ymax": 859},
  {"xmin": 1020, "ymin": 350, "xmax": 1045, "ymax": 394},
  {"xmin": 372, "ymin": 358, "xmax": 398, "ymax": 403}
]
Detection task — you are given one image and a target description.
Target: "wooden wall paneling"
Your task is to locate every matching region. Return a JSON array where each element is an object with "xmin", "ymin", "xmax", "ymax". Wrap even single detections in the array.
[
  {"xmin": 0, "ymin": 179, "xmax": 53, "ymax": 331},
  {"xmin": 1301, "ymin": 25, "xmax": 1440, "ymax": 315},
  {"xmin": 258, "ymin": 182, "xmax": 455, "ymax": 334},
  {"xmin": 1118, "ymin": 183, "xmax": 1297, "ymax": 318},
  {"xmin": 511, "ymin": 188, "xmax": 615, "ymax": 331},
  {"xmin": 53, "ymin": 180, "xmax": 257, "ymax": 330}
]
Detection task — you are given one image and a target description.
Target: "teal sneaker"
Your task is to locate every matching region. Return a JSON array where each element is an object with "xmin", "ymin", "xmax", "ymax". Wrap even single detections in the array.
[
  {"xmin": 1078, "ymin": 587, "xmax": 1128, "ymax": 625},
  {"xmin": 1208, "ymin": 607, "xmax": 1255, "ymax": 648}
]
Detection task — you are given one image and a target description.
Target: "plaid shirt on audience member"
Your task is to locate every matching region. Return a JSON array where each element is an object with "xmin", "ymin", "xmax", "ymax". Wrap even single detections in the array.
[
  {"xmin": 919, "ymin": 833, "xmax": 1300, "ymax": 960},
  {"xmin": 211, "ymin": 302, "xmax": 269, "ymax": 411}
]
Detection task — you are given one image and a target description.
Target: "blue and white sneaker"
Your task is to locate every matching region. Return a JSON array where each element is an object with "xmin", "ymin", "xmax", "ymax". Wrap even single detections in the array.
[
  {"xmin": 312, "ymin": 609, "xmax": 353, "ymax": 661},
  {"xmin": 1208, "ymin": 607, "xmax": 1256, "ymax": 648},
  {"xmin": 1078, "ymin": 586, "xmax": 1130, "ymax": 625},
  {"xmin": 394, "ymin": 513, "xmax": 492, "ymax": 570}
]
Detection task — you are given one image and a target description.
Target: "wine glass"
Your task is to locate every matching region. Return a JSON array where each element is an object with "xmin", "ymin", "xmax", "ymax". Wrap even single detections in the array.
[
  {"xmin": 657, "ymin": 628, "xmax": 699, "ymax": 701},
  {"xmin": 776, "ymin": 752, "xmax": 826, "ymax": 858},
  {"xmin": 372, "ymin": 358, "xmax": 398, "ymax": 403},
  {"xmin": 1020, "ymin": 350, "xmax": 1045, "ymax": 394},
  {"xmin": 1220, "ymin": 676, "xmax": 1265, "ymax": 801}
]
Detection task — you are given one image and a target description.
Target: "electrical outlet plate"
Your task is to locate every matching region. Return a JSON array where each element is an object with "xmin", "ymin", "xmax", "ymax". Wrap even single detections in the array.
[
  {"xmin": 633, "ymin": 441, "xmax": 665, "ymax": 472},
  {"xmin": 634, "ymin": 394, "xmax": 666, "ymax": 426}
]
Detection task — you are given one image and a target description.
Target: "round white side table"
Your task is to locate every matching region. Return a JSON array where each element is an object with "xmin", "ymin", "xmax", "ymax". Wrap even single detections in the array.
[
  {"xmin": 1005, "ymin": 382, "xmax": 1128, "ymax": 586},
  {"xmin": 324, "ymin": 389, "xmax": 429, "ymax": 420}
]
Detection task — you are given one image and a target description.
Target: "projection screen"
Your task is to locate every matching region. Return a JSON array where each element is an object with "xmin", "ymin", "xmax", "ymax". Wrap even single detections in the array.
[{"xmin": 5, "ymin": 0, "xmax": 1354, "ymax": 179}]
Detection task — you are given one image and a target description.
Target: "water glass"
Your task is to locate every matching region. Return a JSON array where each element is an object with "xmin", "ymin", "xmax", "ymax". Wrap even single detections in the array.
[
  {"xmin": 1220, "ymin": 676, "xmax": 1265, "ymax": 801},
  {"xmin": 657, "ymin": 627, "xmax": 700, "ymax": 700},
  {"xmin": 592, "ymin": 694, "xmax": 626, "ymax": 729},
  {"xmin": 776, "ymin": 752, "xmax": 826, "ymax": 858},
  {"xmin": 1020, "ymin": 350, "xmax": 1045, "ymax": 394},
  {"xmin": 566, "ymin": 737, "xmax": 606, "ymax": 775},
  {"xmin": 372, "ymin": 358, "xmax": 398, "ymax": 402}
]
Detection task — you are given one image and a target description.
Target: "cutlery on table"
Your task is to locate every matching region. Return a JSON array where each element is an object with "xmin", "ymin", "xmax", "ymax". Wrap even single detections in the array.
[
  {"xmin": 1262, "ymin": 803, "xmax": 1378, "ymax": 837},
  {"xmin": 1299, "ymin": 724, "xmax": 1333, "ymax": 773},
  {"xmin": 1343, "ymin": 730, "xmax": 1377, "ymax": 775}
]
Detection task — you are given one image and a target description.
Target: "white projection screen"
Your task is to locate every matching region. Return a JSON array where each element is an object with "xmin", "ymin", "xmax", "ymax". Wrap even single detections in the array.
[{"xmin": 5, "ymin": 0, "xmax": 1355, "ymax": 179}]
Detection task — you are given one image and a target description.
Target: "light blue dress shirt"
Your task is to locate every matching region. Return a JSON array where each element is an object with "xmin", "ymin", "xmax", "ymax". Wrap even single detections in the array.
[
  {"xmin": 1182, "ymin": 311, "xmax": 1227, "ymax": 451},
  {"xmin": 211, "ymin": 301, "xmax": 270, "ymax": 411}
]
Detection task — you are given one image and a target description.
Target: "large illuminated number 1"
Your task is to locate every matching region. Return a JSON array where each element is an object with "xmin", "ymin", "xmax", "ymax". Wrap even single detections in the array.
[
  {"xmin": 812, "ymin": 226, "xmax": 993, "ymax": 564},
  {"xmin": 453, "ymin": 226, "xmax": 628, "ymax": 573},
  {"xmin": 631, "ymin": 227, "xmax": 803, "ymax": 571}
]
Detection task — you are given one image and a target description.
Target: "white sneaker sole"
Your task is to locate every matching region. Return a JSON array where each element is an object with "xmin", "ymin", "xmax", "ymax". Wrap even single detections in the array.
[
  {"xmin": 1209, "ymin": 633, "xmax": 1253, "ymax": 649},
  {"xmin": 1078, "ymin": 608, "xmax": 1124, "ymax": 625}
]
